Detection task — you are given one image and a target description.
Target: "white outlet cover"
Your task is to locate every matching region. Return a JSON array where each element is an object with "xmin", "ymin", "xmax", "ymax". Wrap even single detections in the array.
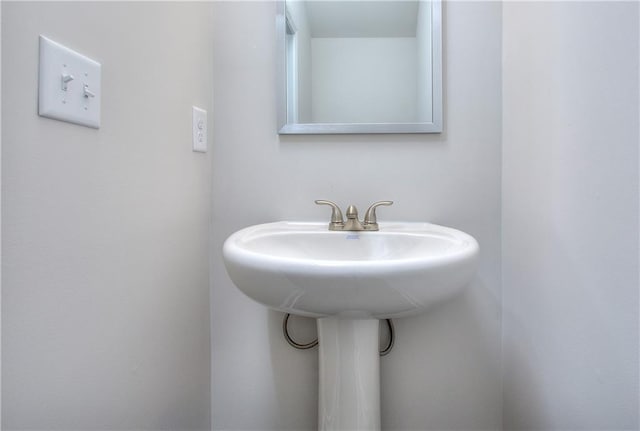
[
  {"xmin": 192, "ymin": 106, "xmax": 207, "ymax": 153},
  {"xmin": 38, "ymin": 35, "xmax": 101, "ymax": 129}
]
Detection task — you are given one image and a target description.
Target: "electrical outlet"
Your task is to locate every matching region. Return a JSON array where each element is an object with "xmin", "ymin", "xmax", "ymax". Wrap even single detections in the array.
[{"xmin": 192, "ymin": 106, "xmax": 207, "ymax": 153}]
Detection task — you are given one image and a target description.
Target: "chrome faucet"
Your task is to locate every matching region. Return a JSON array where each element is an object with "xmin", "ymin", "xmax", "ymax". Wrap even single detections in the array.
[{"xmin": 315, "ymin": 200, "xmax": 393, "ymax": 231}]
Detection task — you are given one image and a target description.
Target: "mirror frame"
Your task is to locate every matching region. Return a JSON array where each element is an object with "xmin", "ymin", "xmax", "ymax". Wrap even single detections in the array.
[{"xmin": 276, "ymin": 0, "xmax": 442, "ymax": 135}]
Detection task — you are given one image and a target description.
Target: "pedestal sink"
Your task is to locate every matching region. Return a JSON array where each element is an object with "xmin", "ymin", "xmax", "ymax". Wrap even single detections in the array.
[{"xmin": 223, "ymin": 221, "xmax": 479, "ymax": 430}]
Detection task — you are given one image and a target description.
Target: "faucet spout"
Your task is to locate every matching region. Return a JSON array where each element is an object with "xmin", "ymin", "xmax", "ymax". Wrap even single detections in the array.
[{"xmin": 344, "ymin": 205, "xmax": 364, "ymax": 230}]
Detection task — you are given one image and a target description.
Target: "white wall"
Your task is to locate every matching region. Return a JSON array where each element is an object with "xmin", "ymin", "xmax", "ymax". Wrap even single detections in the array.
[
  {"xmin": 502, "ymin": 2, "xmax": 639, "ymax": 429},
  {"xmin": 211, "ymin": 2, "xmax": 502, "ymax": 430},
  {"xmin": 2, "ymin": 2, "xmax": 213, "ymax": 429},
  {"xmin": 311, "ymin": 37, "xmax": 418, "ymax": 123}
]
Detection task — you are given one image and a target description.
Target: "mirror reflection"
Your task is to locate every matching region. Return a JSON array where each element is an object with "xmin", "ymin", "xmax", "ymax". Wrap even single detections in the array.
[{"xmin": 281, "ymin": 0, "xmax": 441, "ymax": 134}]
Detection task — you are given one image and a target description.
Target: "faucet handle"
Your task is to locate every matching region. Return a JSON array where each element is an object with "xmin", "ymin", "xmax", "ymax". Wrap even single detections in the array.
[
  {"xmin": 315, "ymin": 200, "xmax": 345, "ymax": 230},
  {"xmin": 363, "ymin": 201, "xmax": 393, "ymax": 227}
]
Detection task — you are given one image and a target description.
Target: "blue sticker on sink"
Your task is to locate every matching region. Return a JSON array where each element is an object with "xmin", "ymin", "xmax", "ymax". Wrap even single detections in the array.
[{"xmin": 345, "ymin": 234, "xmax": 360, "ymax": 240}]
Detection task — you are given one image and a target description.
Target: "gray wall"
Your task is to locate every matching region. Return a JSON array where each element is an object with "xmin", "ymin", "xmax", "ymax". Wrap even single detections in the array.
[
  {"xmin": 2, "ymin": 2, "xmax": 213, "ymax": 429},
  {"xmin": 502, "ymin": 2, "xmax": 639, "ymax": 429},
  {"xmin": 211, "ymin": 2, "xmax": 502, "ymax": 429}
]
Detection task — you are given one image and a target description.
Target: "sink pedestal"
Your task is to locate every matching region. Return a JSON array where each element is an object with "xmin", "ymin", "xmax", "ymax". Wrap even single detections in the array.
[{"xmin": 317, "ymin": 317, "xmax": 381, "ymax": 431}]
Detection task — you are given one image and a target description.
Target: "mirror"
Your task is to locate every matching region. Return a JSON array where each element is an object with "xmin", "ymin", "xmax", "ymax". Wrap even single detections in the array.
[{"xmin": 277, "ymin": 0, "xmax": 442, "ymax": 135}]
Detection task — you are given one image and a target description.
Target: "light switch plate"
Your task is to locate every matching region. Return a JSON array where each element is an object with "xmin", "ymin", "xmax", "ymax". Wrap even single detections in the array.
[
  {"xmin": 192, "ymin": 106, "xmax": 207, "ymax": 153},
  {"xmin": 38, "ymin": 35, "xmax": 101, "ymax": 129}
]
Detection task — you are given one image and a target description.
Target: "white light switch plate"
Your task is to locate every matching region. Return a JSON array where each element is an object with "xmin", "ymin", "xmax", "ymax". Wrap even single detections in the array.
[
  {"xmin": 38, "ymin": 35, "xmax": 101, "ymax": 128},
  {"xmin": 192, "ymin": 106, "xmax": 207, "ymax": 153}
]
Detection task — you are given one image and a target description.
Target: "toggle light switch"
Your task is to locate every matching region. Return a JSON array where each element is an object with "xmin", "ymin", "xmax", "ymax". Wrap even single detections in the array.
[
  {"xmin": 61, "ymin": 73, "xmax": 74, "ymax": 91},
  {"xmin": 83, "ymin": 84, "xmax": 95, "ymax": 98}
]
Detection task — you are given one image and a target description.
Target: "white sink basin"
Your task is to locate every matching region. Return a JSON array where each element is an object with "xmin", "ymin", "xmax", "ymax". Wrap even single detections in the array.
[{"xmin": 223, "ymin": 221, "xmax": 479, "ymax": 319}]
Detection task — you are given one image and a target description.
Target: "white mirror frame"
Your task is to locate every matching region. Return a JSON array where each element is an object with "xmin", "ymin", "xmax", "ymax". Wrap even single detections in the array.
[{"xmin": 276, "ymin": 0, "xmax": 443, "ymax": 135}]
